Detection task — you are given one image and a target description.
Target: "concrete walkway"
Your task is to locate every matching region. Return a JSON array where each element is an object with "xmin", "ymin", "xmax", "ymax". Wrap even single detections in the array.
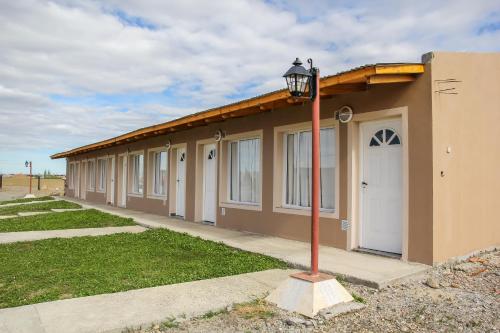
[
  {"xmin": 0, "ymin": 199, "xmax": 54, "ymax": 207},
  {"xmin": 63, "ymin": 198, "xmax": 429, "ymax": 288},
  {"xmin": 0, "ymin": 268, "xmax": 295, "ymax": 333},
  {"xmin": 0, "ymin": 226, "xmax": 146, "ymax": 244}
]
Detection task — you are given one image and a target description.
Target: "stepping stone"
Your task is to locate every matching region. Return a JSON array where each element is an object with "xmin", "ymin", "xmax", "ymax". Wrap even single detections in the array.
[
  {"xmin": 17, "ymin": 211, "xmax": 51, "ymax": 217},
  {"xmin": 0, "ymin": 215, "xmax": 17, "ymax": 220},
  {"xmin": 51, "ymin": 208, "xmax": 86, "ymax": 213}
]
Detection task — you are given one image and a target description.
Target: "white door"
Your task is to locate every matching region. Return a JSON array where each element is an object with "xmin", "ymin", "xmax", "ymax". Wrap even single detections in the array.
[
  {"xmin": 110, "ymin": 157, "xmax": 115, "ymax": 205},
  {"xmin": 81, "ymin": 162, "xmax": 86, "ymax": 200},
  {"xmin": 75, "ymin": 162, "xmax": 80, "ymax": 198},
  {"xmin": 176, "ymin": 148, "xmax": 186, "ymax": 217},
  {"xmin": 202, "ymin": 144, "xmax": 217, "ymax": 224},
  {"xmin": 360, "ymin": 118, "xmax": 403, "ymax": 254},
  {"xmin": 120, "ymin": 157, "xmax": 127, "ymax": 207}
]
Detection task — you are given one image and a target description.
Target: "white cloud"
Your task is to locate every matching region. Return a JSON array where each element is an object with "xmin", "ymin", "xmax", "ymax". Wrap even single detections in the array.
[{"xmin": 0, "ymin": 0, "xmax": 499, "ymax": 173}]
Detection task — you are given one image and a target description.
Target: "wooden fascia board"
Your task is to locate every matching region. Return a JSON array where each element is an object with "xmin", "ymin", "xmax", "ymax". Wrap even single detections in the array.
[
  {"xmin": 367, "ymin": 74, "xmax": 416, "ymax": 84},
  {"xmin": 51, "ymin": 64, "xmax": 425, "ymax": 159}
]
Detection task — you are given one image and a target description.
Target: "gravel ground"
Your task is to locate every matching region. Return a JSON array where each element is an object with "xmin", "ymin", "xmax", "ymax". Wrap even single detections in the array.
[{"xmin": 130, "ymin": 249, "xmax": 499, "ymax": 333}]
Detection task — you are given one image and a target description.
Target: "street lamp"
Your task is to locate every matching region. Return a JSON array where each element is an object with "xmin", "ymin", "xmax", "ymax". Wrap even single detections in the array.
[
  {"xmin": 266, "ymin": 58, "xmax": 353, "ymax": 318},
  {"xmin": 283, "ymin": 58, "xmax": 320, "ymax": 276},
  {"xmin": 25, "ymin": 160, "xmax": 32, "ymax": 195}
]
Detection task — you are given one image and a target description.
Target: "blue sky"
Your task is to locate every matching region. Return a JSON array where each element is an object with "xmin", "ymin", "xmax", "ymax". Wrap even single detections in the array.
[{"xmin": 0, "ymin": 0, "xmax": 499, "ymax": 174}]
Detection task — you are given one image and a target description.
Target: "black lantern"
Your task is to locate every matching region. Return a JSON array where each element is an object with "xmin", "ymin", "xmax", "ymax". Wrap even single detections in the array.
[
  {"xmin": 283, "ymin": 58, "xmax": 312, "ymax": 98},
  {"xmin": 25, "ymin": 161, "xmax": 29, "ymax": 168}
]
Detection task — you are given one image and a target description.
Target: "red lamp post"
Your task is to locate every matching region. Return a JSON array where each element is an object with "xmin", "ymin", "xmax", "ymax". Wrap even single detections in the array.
[
  {"xmin": 25, "ymin": 160, "xmax": 32, "ymax": 194},
  {"xmin": 283, "ymin": 58, "xmax": 320, "ymax": 276}
]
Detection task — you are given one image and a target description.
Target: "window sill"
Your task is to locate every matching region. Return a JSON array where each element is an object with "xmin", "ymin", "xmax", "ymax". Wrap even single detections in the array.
[
  {"xmin": 220, "ymin": 202, "xmax": 262, "ymax": 211},
  {"xmin": 127, "ymin": 193, "xmax": 144, "ymax": 198},
  {"xmin": 86, "ymin": 189, "xmax": 95, "ymax": 192},
  {"xmin": 147, "ymin": 194, "xmax": 167, "ymax": 200},
  {"xmin": 96, "ymin": 190, "xmax": 105, "ymax": 194},
  {"xmin": 273, "ymin": 206, "xmax": 338, "ymax": 219}
]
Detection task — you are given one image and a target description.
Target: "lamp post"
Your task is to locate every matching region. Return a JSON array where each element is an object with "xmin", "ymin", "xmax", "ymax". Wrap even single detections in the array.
[
  {"xmin": 283, "ymin": 58, "xmax": 320, "ymax": 276},
  {"xmin": 25, "ymin": 161, "xmax": 32, "ymax": 194},
  {"xmin": 266, "ymin": 58, "xmax": 353, "ymax": 318}
]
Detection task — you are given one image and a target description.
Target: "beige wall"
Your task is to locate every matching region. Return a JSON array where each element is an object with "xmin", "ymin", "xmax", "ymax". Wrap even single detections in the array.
[
  {"xmin": 430, "ymin": 52, "xmax": 500, "ymax": 263},
  {"xmin": 65, "ymin": 67, "xmax": 436, "ymax": 264}
]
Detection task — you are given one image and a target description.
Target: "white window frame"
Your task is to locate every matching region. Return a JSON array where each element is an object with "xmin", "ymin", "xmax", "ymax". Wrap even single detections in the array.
[
  {"xmin": 96, "ymin": 158, "xmax": 107, "ymax": 193},
  {"xmin": 227, "ymin": 136, "xmax": 261, "ymax": 206},
  {"xmin": 148, "ymin": 147, "xmax": 168, "ymax": 199},
  {"xmin": 130, "ymin": 153, "xmax": 144, "ymax": 195},
  {"xmin": 281, "ymin": 127, "xmax": 336, "ymax": 213},
  {"xmin": 87, "ymin": 159, "xmax": 96, "ymax": 191}
]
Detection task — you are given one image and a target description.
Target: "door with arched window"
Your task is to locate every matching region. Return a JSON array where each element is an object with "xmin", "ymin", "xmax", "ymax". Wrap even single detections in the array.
[
  {"xmin": 203, "ymin": 144, "xmax": 217, "ymax": 224},
  {"xmin": 359, "ymin": 118, "xmax": 403, "ymax": 254}
]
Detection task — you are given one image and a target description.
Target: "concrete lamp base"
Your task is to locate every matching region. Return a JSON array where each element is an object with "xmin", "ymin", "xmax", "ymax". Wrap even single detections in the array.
[{"xmin": 266, "ymin": 272, "xmax": 353, "ymax": 318}]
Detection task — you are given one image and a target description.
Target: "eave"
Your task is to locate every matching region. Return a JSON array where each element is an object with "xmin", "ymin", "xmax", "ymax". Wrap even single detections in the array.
[{"xmin": 51, "ymin": 63, "xmax": 424, "ymax": 159}]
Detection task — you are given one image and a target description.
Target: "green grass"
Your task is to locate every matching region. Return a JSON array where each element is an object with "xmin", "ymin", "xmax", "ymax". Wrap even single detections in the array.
[
  {"xmin": 0, "ymin": 196, "xmax": 54, "ymax": 206},
  {"xmin": 0, "ymin": 229, "xmax": 287, "ymax": 308},
  {"xmin": 0, "ymin": 209, "xmax": 135, "ymax": 232},
  {"xmin": 0, "ymin": 200, "xmax": 81, "ymax": 215}
]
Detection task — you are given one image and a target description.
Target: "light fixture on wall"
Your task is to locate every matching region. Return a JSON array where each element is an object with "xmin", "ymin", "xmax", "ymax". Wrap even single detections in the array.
[
  {"xmin": 336, "ymin": 105, "xmax": 353, "ymax": 123},
  {"xmin": 165, "ymin": 140, "xmax": 171, "ymax": 150},
  {"xmin": 214, "ymin": 129, "xmax": 225, "ymax": 142}
]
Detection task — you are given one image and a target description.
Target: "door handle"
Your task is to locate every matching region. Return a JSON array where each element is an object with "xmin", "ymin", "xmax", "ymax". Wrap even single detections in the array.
[{"xmin": 361, "ymin": 181, "xmax": 368, "ymax": 188}]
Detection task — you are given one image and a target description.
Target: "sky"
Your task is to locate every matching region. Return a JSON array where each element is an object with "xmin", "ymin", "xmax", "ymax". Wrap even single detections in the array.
[{"xmin": 0, "ymin": 0, "xmax": 499, "ymax": 175}]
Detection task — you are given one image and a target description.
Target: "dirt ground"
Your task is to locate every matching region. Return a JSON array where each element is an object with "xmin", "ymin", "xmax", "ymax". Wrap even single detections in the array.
[
  {"xmin": 132, "ymin": 249, "xmax": 499, "ymax": 333},
  {"xmin": 0, "ymin": 175, "xmax": 64, "ymax": 200}
]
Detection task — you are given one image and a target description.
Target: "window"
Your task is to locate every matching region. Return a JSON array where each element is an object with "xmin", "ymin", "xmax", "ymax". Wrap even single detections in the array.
[
  {"xmin": 369, "ymin": 128, "xmax": 401, "ymax": 147},
  {"xmin": 152, "ymin": 151, "xmax": 167, "ymax": 196},
  {"xmin": 87, "ymin": 160, "xmax": 95, "ymax": 190},
  {"xmin": 131, "ymin": 154, "xmax": 144, "ymax": 194},
  {"xmin": 97, "ymin": 159, "xmax": 107, "ymax": 192},
  {"xmin": 283, "ymin": 127, "xmax": 335, "ymax": 211},
  {"xmin": 228, "ymin": 138, "xmax": 261, "ymax": 204},
  {"xmin": 68, "ymin": 163, "xmax": 74, "ymax": 189}
]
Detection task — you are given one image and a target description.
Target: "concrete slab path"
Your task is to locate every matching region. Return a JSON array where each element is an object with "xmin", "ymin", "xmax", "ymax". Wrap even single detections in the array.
[
  {"xmin": 0, "ymin": 225, "xmax": 146, "ymax": 244},
  {"xmin": 0, "ymin": 268, "xmax": 296, "ymax": 333},
  {"xmin": 62, "ymin": 198, "xmax": 429, "ymax": 288},
  {"xmin": 0, "ymin": 199, "xmax": 54, "ymax": 207}
]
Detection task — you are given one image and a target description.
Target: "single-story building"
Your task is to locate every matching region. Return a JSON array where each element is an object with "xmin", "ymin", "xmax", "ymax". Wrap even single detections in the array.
[{"xmin": 51, "ymin": 52, "xmax": 500, "ymax": 265}]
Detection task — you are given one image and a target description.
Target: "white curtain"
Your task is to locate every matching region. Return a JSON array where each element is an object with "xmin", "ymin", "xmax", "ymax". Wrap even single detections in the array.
[
  {"xmin": 133, "ymin": 155, "xmax": 144, "ymax": 194},
  {"xmin": 153, "ymin": 151, "xmax": 167, "ymax": 195},
  {"xmin": 239, "ymin": 138, "xmax": 260, "ymax": 203},
  {"xmin": 298, "ymin": 131, "xmax": 312, "ymax": 207},
  {"xmin": 98, "ymin": 159, "xmax": 106, "ymax": 191},
  {"xmin": 320, "ymin": 128, "xmax": 335, "ymax": 209},
  {"xmin": 284, "ymin": 128, "xmax": 335, "ymax": 210},
  {"xmin": 229, "ymin": 142, "xmax": 238, "ymax": 201},
  {"xmin": 286, "ymin": 134, "xmax": 296, "ymax": 205}
]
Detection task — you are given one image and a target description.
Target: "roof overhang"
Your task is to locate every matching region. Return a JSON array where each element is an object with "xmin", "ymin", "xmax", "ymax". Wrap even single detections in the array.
[{"xmin": 51, "ymin": 63, "xmax": 424, "ymax": 159}]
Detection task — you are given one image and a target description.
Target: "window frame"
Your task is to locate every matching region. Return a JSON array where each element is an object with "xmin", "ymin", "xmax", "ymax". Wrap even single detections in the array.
[
  {"xmin": 96, "ymin": 157, "xmax": 107, "ymax": 193},
  {"xmin": 227, "ymin": 137, "xmax": 261, "ymax": 206},
  {"xmin": 87, "ymin": 159, "xmax": 96, "ymax": 191},
  {"xmin": 273, "ymin": 119, "xmax": 339, "ymax": 219},
  {"xmin": 147, "ymin": 147, "xmax": 168, "ymax": 199},
  {"xmin": 129, "ymin": 152, "xmax": 144, "ymax": 196},
  {"xmin": 219, "ymin": 130, "xmax": 263, "ymax": 212},
  {"xmin": 281, "ymin": 127, "xmax": 336, "ymax": 213}
]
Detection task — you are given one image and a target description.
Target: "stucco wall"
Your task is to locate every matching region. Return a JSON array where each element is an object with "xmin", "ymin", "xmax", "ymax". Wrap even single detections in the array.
[
  {"xmin": 64, "ymin": 69, "xmax": 434, "ymax": 264},
  {"xmin": 430, "ymin": 52, "xmax": 500, "ymax": 263}
]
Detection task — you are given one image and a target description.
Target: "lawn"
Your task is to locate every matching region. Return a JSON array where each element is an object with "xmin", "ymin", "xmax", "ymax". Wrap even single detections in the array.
[
  {"xmin": 0, "ymin": 200, "xmax": 81, "ymax": 215},
  {"xmin": 0, "ymin": 229, "xmax": 287, "ymax": 308},
  {"xmin": 0, "ymin": 196, "xmax": 54, "ymax": 205},
  {"xmin": 0, "ymin": 209, "xmax": 135, "ymax": 232}
]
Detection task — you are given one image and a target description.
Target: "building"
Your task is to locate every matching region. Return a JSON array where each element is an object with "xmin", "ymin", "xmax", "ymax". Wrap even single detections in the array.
[{"xmin": 51, "ymin": 52, "xmax": 500, "ymax": 265}]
